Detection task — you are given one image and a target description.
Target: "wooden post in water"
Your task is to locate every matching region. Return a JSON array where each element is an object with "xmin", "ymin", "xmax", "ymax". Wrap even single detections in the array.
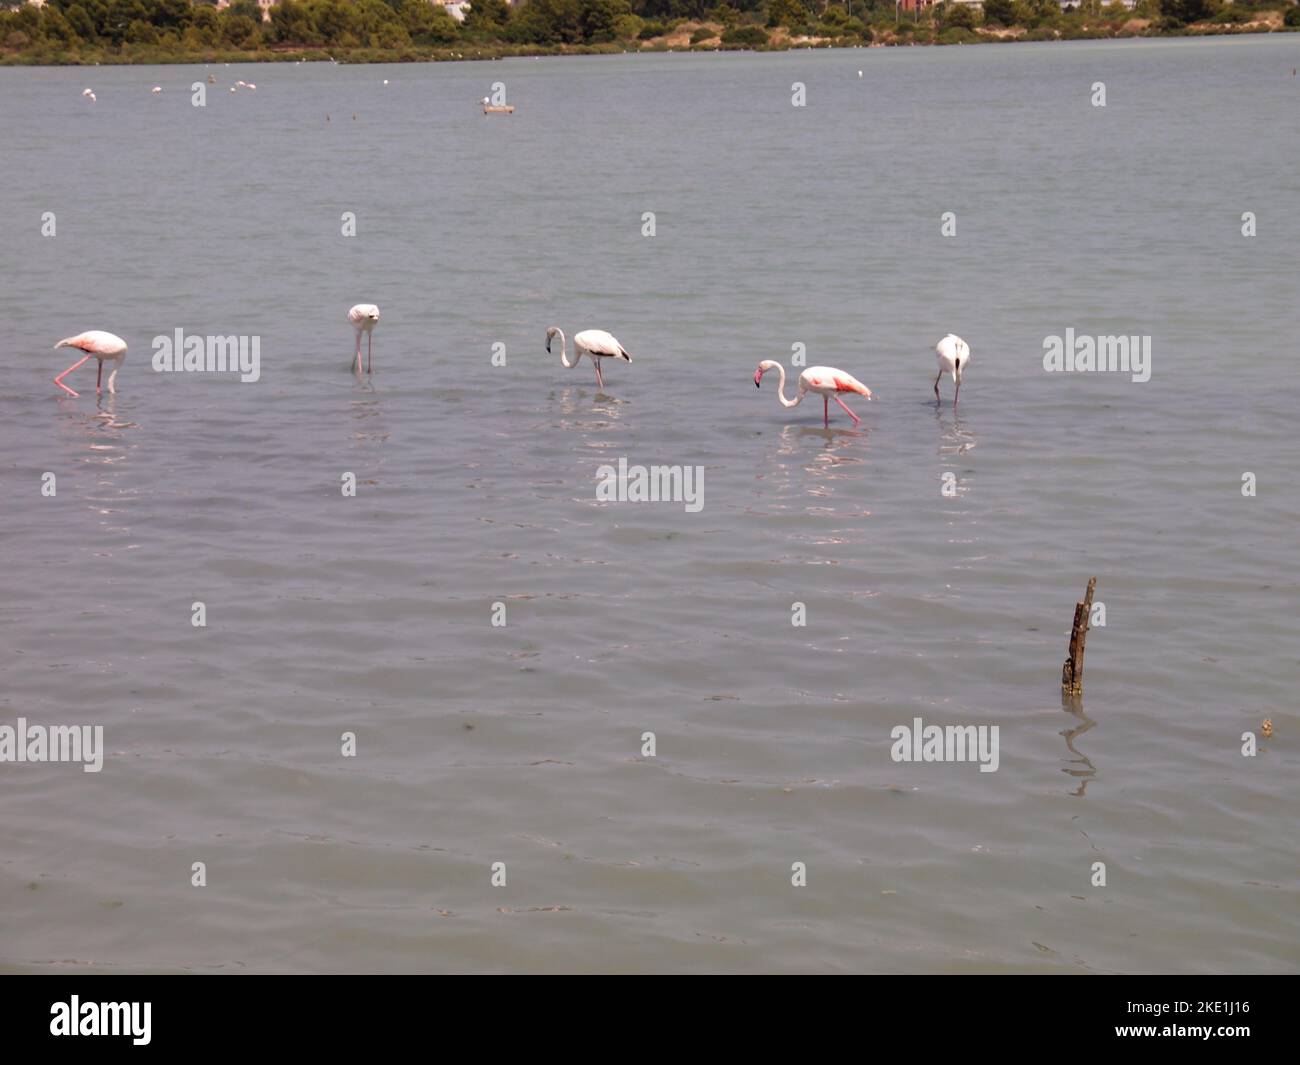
[{"xmin": 1061, "ymin": 577, "xmax": 1097, "ymax": 697}]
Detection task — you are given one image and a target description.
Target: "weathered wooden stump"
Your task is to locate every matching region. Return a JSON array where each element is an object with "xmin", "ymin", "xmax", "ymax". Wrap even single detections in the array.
[{"xmin": 1061, "ymin": 577, "xmax": 1097, "ymax": 696}]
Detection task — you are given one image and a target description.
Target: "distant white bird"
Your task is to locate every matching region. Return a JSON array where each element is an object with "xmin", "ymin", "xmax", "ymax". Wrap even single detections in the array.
[
  {"xmin": 482, "ymin": 96, "xmax": 490, "ymax": 105},
  {"xmin": 229, "ymin": 86, "xmax": 237, "ymax": 93},
  {"xmin": 934, "ymin": 334, "xmax": 971, "ymax": 406},
  {"xmin": 383, "ymin": 79, "xmax": 389, "ymax": 85},
  {"xmin": 82, "ymin": 88, "xmax": 93, "ymax": 97},
  {"xmin": 53, "ymin": 331, "xmax": 127, "ymax": 397},
  {"xmin": 246, "ymin": 83, "xmax": 256, "ymax": 91},
  {"xmin": 546, "ymin": 327, "xmax": 632, "ymax": 392},
  {"xmin": 151, "ymin": 85, "xmax": 162, "ymax": 94},
  {"xmin": 236, "ymin": 80, "xmax": 247, "ymax": 87},
  {"xmin": 348, "ymin": 304, "xmax": 380, "ymax": 374}
]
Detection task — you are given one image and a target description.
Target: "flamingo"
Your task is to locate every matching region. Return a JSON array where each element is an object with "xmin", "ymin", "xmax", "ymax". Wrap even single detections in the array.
[
  {"xmin": 546, "ymin": 327, "xmax": 632, "ymax": 392},
  {"xmin": 53, "ymin": 331, "xmax": 127, "ymax": 397},
  {"xmin": 754, "ymin": 361, "xmax": 872, "ymax": 427},
  {"xmin": 348, "ymin": 304, "xmax": 380, "ymax": 373},
  {"xmin": 151, "ymin": 86, "xmax": 162, "ymax": 94},
  {"xmin": 934, "ymin": 334, "xmax": 971, "ymax": 406}
]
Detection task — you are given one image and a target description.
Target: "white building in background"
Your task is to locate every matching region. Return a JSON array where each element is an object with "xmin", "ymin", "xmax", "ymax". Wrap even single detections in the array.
[
  {"xmin": 440, "ymin": 1, "xmax": 472, "ymax": 20},
  {"xmin": 214, "ymin": 0, "xmax": 276, "ymax": 22}
]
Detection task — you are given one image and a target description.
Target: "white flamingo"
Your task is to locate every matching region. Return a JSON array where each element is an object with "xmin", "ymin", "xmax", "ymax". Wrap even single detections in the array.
[
  {"xmin": 348, "ymin": 304, "xmax": 380, "ymax": 373},
  {"xmin": 546, "ymin": 327, "xmax": 632, "ymax": 392},
  {"xmin": 53, "ymin": 331, "xmax": 127, "ymax": 397},
  {"xmin": 754, "ymin": 361, "xmax": 872, "ymax": 427},
  {"xmin": 934, "ymin": 334, "xmax": 971, "ymax": 406}
]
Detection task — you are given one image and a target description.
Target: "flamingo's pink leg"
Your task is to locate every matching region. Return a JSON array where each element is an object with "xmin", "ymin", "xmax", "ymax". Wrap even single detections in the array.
[
  {"xmin": 354, "ymin": 334, "xmax": 362, "ymax": 374},
  {"xmin": 934, "ymin": 371, "xmax": 943, "ymax": 400},
  {"xmin": 953, "ymin": 379, "xmax": 961, "ymax": 407},
  {"xmin": 367, "ymin": 332, "xmax": 373, "ymax": 374},
  {"xmin": 96, "ymin": 360, "xmax": 103, "ymax": 394},
  {"xmin": 834, "ymin": 395, "xmax": 861, "ymax": 424},
  {"xmin": 595, "ymin": 359, "xmax": 605, "ymax": 392},
  {"xmin": 823, "ymin": 395, "xmax": 829, "ymax": 427},
  {"xmin": 55, "ymin": 355, "xmax": 90, "ymax": 397}
]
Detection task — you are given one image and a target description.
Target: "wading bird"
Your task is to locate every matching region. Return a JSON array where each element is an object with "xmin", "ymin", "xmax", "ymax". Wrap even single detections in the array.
[
  {"xmin": 348, "ymin": 304, "xmax": 380, "ymax": 373},
  {"xmin": 934, "ymin": 334, "xmax": 970, "ymax": 406},
  {"xmin": 53, "ymin": 331, "xmax": 127, "ymax": 397},
  {"xmin": 546, "ymin": 327, "xmax": 632, "ymax": 392},
  {"xmin": 754, "ymin": 361, "xmax": 872, "ymax": 427}
]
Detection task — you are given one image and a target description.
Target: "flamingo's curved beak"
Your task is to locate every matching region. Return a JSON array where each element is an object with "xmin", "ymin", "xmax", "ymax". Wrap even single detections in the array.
[
  {"xmin": 546, "ymin": 339, "xmax": 552, "ymax": 354},
  {"xmin": 754, "ymin": 369, "xmax": 763, "ymax": 388}
]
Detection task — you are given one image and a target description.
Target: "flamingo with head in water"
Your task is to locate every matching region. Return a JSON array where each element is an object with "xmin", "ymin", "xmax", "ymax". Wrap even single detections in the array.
[
  {"xmin": 754, "ymin": 361, "xmax": 872, "ymax": 427},
  {"xmin": 546, "ymin": 327, "xmax": 632, "ymax": 392},
  {"xmin": 348, "ymin": 304, "xmax": 380, "ymax": 373},
  {"xmin": 53, "ymin": 331, "xmax": 127, "ymax": 397},
  {"xmin": 934, "ymin": 334, "xmax": 970, "ymax": 406}
]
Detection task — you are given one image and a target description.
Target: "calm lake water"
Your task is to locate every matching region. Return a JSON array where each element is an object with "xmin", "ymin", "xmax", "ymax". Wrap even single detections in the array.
[{"xmin": 1, "ymin": 36, "xmax": 1297, "ymax": 974}]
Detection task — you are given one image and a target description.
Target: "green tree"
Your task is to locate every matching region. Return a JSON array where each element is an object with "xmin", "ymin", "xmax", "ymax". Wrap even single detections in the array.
[
  {"xmin": 219, "ymin": 10, "xmax": 259, "ymax": 45},
  {"xmin": 767, "ymin": 0, "xmax": 811, "ymax": 26},
  {"xmin": 227, "ymin": 0, "xmax": 262, "ymax": 24},
  {"xmin": 1160, "ymin": 0, "xmax": 1218, "ymax": 22},
  {"xmin": 982, "ymin": 0, "xmax": 1016, "ymax": 24},
  {"xmin": 938, "ymin": 0, "xmax": 977, "ymax": 27},
  {"xmin": 64, "ymin": 4, "xmax": 98, "ymax": 41},
  {"xmin": 580, "ymin": 0, "xmax": 631, "ymax": 40},
  {"xmin": 270, "ymin": 0, "xmax": 316, "ymax": 43},
  {"xmin": 463, "ymin": 0, "xmax": 510, "ymax": 34}
]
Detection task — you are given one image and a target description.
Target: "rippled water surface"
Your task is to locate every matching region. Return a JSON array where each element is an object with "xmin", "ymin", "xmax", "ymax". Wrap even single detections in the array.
[{"xmin": 1, "ymin": 37, "xmax": 1298, "ymax": 973}]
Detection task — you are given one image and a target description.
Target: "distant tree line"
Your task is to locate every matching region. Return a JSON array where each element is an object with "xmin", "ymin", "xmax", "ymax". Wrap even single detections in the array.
[{"xmin": 1, "ymin": 0, "xmax": 1296, "ymax": 59}]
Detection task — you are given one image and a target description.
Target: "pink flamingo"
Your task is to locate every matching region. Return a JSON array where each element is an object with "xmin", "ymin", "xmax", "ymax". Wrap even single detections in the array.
[
  {"xmin": 754, "ymin": 361, "xmax": 872, "ymax": 427},
  {"xmin": 348, "ymin": 304, "xmax": 380, "ymax": 373},
  {"xmin": 53, "ymin": 331, "xmax": 127, "ymax": 397},
  {"xmin": 546, "ymin": 327, "xmax": 632, "ymax": 392}
]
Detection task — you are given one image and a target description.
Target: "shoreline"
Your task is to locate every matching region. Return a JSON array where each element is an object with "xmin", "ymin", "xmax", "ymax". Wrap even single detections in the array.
[{"xmin": 2, "ymin": 22, "xmax": 1296, "ymax": 68}]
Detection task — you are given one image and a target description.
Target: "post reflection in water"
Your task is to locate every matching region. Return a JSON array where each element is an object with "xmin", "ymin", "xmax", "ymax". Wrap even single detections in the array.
[{"xmin": 1060, "ymin": 692, "xmax": 1098, "ymax": 797}]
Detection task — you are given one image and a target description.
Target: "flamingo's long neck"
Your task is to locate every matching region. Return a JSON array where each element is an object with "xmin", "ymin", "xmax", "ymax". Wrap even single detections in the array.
[
  {"xmin": 556, "ymin": 329, "xmax": 579, "ymax": 369},
  {"xmin": 772, "ymin": 364, "xmax": 801, "ymax": 408}
]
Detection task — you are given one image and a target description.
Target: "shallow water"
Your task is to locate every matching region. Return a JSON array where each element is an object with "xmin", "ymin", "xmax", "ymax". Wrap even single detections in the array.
[{"xmin": 0, "ymin": 37, "xmax": 1297, "ymax": 973}]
